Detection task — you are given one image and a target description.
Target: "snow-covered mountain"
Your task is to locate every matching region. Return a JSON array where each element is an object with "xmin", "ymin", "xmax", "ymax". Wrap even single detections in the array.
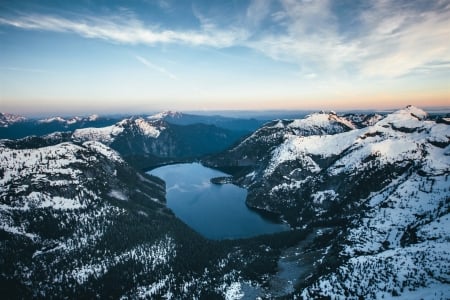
[
  {"xmin": 148, "ymin": 110, "xmax": 184, "ymax": 120},
  {"xmin": 0, "ymin": 112, "xmax": 27, "ymax": 127},
  {"xmin": 205, "ymin": 110, "xmax": 360, "ymax": 170},
  {"xmin": 206, "ymin": 106, "xmax": 450, "ymax": 298},
  {"xmin": 72, "ymin": 117, "xmax": 162, "ymax": 144},
  {"xmin": 0, "ymin": 139, "xmax": 306, "ymax": 298},
  {"xmin": 0, "ymin": 140, "xmax": 184, "ymax": 297},
  {"xmin": 72, "ymin": 117, "xmax": 246, "ymax": 166},
  {"xmin": 0, "ymin": 113, "xmax": 120, "ymax": 140},
  {"xmin": 37, "ymin": 114, "xmax": 100, "ymax": 125},
  {"xmin": 1, "ymin": 106, "xmax": 448, "ymax": 298},
  {"xmin": 147, "ymin": 110, "xmax": 266, "ymax": 132},
  {"xmin": 0, "ymin": 111, "xmax": 257, "ymax": 169}
]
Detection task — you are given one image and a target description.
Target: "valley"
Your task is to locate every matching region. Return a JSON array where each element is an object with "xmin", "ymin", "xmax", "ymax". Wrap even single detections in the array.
[{"xmin": 1, "ymin": 107, "xmax": 449, "ymax": 299}]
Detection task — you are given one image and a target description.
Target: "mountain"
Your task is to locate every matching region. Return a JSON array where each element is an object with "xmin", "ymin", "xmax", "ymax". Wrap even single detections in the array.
[
  {"xmin": 1, "ymin": 107, "xmax": 448, "ymax": 298},
  {"xmin": 0, "ymin": 114, "xmax": 121, "ymax": 140},
  {"xmin": 0, "ymin": 139, "xmax": 313, "ymax": 298},
  {"xmin": 0, "ymin": 113, "xmax": 27, "ymax": 127},
  {"xmin": 204, "ymin": 111, "xmax": 360, "ymax": 174},
  {"xmin": 0, "ymin": 111, "xmax": 259, "ymax": 169},
  {"xmin": 148, "ymin": 110, "xmax": 267, "ymax": 132},
  {"xmin": 205, "ymin": 106, "xmax": 450, "ymax": 298},
  {"xmin": 0, "ymin": 139, "xmax": 178, "ymax": 297},
  {"xmin": 72, "ymin": 117, "xmax": 247, "ymax": 168}
]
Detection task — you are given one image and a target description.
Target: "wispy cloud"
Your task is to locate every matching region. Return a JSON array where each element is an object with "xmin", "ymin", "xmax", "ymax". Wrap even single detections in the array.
[
  {"xmin": 355, "ymin": 0, "xmax": 450, "ymax": 77},
  {"xmin": 0, "ymin": 13, "xmax": 243, "ymax": 48},
  {"xmin": 1, "ymin": 0, "xmax": 449, "ymax": 79},
  {"xmin": 246, "ymin": 0, "xmax": 450, "ymax": 78},
  {"xmin": 0, "ymin": 66, "xmax": 51, "ymax": 73},
  {"xmin": 246, "ymin": 0, "xmax": 272, "ymax": 27},
  {"xmin": 135, "ymin": 55, "xmax": 177, "ymax": 80}
]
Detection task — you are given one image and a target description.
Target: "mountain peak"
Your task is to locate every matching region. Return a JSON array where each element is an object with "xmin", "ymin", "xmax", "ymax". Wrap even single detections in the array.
[
  {"xmin": 288, "ymin": 111, "xmax": 356, "ymax": 131},
  {"xmin": 38, "ymin": 116, "xmax": 66, "ymax": 123},
  {"xmin": 88, "ymin": 114, "xmax": 99, "ymax": 121},
  {"xmin": 378, "ymin": 106, "xmax": 429, "ymax": 132},
  {"xmin": 148, "ymin": 110, "xmax": 183, "ymax": 120},
  {"xmin": 401, "ymin": 105, "xmax": 428, "ymax": 120}
]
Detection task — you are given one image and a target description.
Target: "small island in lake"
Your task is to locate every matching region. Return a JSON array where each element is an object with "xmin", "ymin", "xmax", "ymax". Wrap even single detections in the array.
[{"xmin": 210, "ymin": 176, "xmax": 234, "ymax": 185}]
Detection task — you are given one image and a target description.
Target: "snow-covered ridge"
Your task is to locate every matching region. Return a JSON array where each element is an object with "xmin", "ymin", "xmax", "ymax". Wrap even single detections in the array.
[
  {"xmin": 0, "ymin": 112, "xmax": 27, "ymax": 127},
  {"xmin": 147, "ymin": 110, "xmax": 183, "ymax": 120},
  {"xmin": 0, "ymin": 141, "xmax": 122, "ymax": 197},
  {"xmin": 83, "ymin": 141, "xmax": 124, "ymax": 163},
  {"xmin": 287, "ymin": 111, "xmax": 356, "ymax": 131},
  {"xmin": 232, "ymin": 111, "xmax": 356, "ymax": 157},
  {"xmin": 88, "ymin": 114, "xmax": 99, "ymax": 121},
  {"xmin": 72, "ymin": 117, "xmax": 164, "ymax": 143},
  {"xmin": 0, "ymin": 140, "xmax": 128, "ymax": 240},
  {"xmin": 266, "ymin": 106, "xmax": 448, "ymax": 177},
  {"xmin": 243, "ymin": 106, "xmax": 450, "ymax": 298},
  {"xmin": 134, "ymin": 118, "xmax": 163, "ymax": 138},
  {"xmin": 265, "ymin": 129, "xmax": 363, "ymax": 176},
  {"xmin": 38, "ymin": 114, "xmax": 100, "ymax": 124},
  {"xmin": 72, "ymin": 124, "xmax": 125, "ymax": 143},
  {"xmin": 38, "ymin": 116, "xmax": 68, "ymax": 123}
]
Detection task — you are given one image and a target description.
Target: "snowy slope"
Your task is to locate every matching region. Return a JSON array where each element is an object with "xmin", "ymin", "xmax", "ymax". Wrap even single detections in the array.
[
  {"xmin": 0, "ymin": 140, "xmax": 181, "ymax": 297},
  {"xmin": 205, "ymin": 106, "xmax": 449, "ymax": 298},
  {"xmin": 296, "ymin": 108, "xmax": 450, "ymax": 298},
  {"xmin": 205, "ymin": 111, "xmax": 358, "ymax": 169},
  {"xmin": 72, "ymin": 123, "xmax": 125, "ymax": 143},
  {"xmin": 0, "ymin": 140, "xmax": 279, "ymax": 299},
  {"xmin": 72, "ymin": 117, "xmax": 166, "ymax": 144},
  {"xmin": 147, "ymin": 110, "xmax": 183, "ymax": 120},
  {"xmin": 71, "ymin": 116, "xmax": 245, "ymax": 161}
]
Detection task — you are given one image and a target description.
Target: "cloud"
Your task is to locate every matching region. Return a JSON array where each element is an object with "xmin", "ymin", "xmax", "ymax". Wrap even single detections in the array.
[
  {"xmin": 1, "ymin": 0, "xmax": 449, "ymax": 79},
  {"xmin": 355, "ymin": 0, "xmax": 450, "ymax": 77},
  {"xmin": 135, "ymin": 55, "xmax": 177, "ymax": 80},
  {"xmin": 0, "ymin": 66, "xmax": 51, "ymax": 73},
  {"xmin": 246, "ymin": 0, "xmax": 272, "ymax": 27},
  {"xmin": 0, "ymin": 13, "xmax": 243, "ymax": 48},
  {"xmin": 244, "ymin": 0, "xmax": 450, "ymax": 78}
]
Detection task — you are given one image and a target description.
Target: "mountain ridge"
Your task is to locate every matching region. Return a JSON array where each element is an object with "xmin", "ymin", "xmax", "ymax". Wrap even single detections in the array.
[
  {"xmin": 205, "ymin": 105, "xmax": 450, "ymax": 298},
  {"xmin": 1, "ymin": 106, "xmax": 449, "ymax": 298}
]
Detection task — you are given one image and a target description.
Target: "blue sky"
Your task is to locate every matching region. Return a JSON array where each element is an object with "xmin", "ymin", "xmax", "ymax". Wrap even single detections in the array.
[{"xmin": 0, "ymin": 0, "xmax": 449, "ymax": 115}]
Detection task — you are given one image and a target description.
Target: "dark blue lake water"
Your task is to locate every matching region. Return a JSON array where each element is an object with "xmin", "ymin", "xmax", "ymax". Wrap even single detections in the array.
[{"xmin": 148, "ymin": 163, "xmax": 289, "ymax": 240}]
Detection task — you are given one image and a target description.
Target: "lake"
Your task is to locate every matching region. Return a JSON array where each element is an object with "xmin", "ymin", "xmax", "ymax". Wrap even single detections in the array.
[{"xmin": 148, "ymin": 163, "xmax": 289, "ymax": 240}]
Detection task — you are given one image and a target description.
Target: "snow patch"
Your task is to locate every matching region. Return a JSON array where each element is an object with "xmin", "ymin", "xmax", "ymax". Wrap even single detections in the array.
[
  {"xmin": 108, "ymin": 189, "xmax": 128, "ymax": 201},
  {"xmin": 72, "ymin": 124, "xmax": 124, "ymax": 143},
  {"xmin": 83, "ymin": 141, "xmax": 123, "ymax": 162},
  {"xmin": 134, "ymin": 118, "xmax": 162, "ymax": 138}
]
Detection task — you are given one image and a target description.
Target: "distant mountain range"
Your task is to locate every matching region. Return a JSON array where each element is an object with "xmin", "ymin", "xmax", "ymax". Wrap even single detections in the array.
[
  {"xmin": 0, "ymin": 113, "xmax": 120, "ymax": 139},
  {"xmin": 1, "ymin": 106, "xmax": 449, "ymax": 298},
  {"xmin": 0, "ymin": 111, "xmax": 268, "ymax": 169},
  {"xmin": 0, "ymin": 111, "xmax": 267, "ymax": 139}
]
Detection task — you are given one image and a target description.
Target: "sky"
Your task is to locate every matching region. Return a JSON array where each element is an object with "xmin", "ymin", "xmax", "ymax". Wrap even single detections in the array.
[{"xmin": 0, "ymin": 0, "xmax": 449, "ymax": 116}]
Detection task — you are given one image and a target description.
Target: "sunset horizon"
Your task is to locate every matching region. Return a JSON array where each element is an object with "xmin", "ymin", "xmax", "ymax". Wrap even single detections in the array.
[{"xmin": 1, "ymin": 0, "xmax": 449, "ymax": 115}]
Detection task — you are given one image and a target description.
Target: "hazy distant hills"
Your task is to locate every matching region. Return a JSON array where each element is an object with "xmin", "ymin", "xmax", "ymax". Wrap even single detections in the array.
[
  {"xmin": 0, "ymin": 113, "xmax": 121, "ymax": 140},
  {"xmin": 148, "ymin": 110, "xmax": 267, "ymax": 132}
]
